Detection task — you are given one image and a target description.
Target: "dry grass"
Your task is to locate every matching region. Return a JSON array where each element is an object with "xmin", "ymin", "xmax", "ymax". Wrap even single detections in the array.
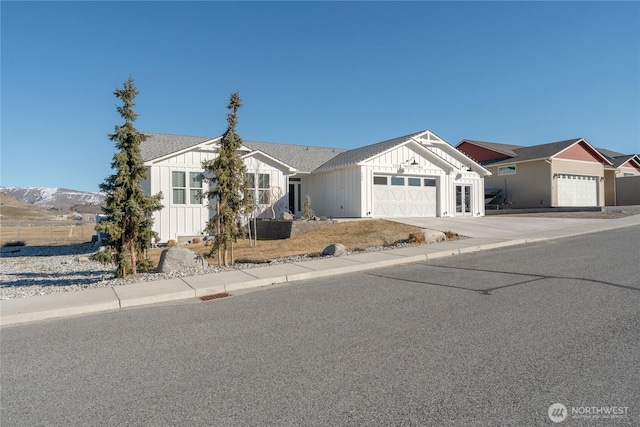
[
  {"xmin": 147, "ymin": 219, "xmax": 423, "ymax": 267},
  {"xmin": 0, "ymin": 192, "xmax": 60, "ymax": 221},
  {"xmin": 0, "ymin": 223, "xmax": 96, "ymax": 246}
]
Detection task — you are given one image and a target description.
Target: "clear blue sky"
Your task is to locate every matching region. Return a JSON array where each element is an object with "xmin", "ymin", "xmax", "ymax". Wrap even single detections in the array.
[{"xmin": 2, "ymin": 1, "xmax": 639, "ymax": 193}]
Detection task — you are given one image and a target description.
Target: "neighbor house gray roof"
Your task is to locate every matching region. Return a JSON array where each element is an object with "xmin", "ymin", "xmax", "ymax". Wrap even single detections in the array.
[
  {"xmin": 242, "ymin": 140, "xmax": 347, "ymax": 173},
  {"xmin": 597, "ymin": 148, "xmax": 626, "ymax": 159},
  {"xmin": 596, "ymin": 148, "xmax": 639, "ymax": 168},
  {"xmin": 314, "ymin": 131, "xmax": 424, "ymax": 172},
  {"xmin": 140, "ymin": 132, "xmax": 214, "ymax": 162},
  {"xmin": 479, "ymin": 138, "xmax": 604, "ymax": 166},
  {"xmin": 607, "ymin": 154, "xmax": 640, "ymax": 169}
]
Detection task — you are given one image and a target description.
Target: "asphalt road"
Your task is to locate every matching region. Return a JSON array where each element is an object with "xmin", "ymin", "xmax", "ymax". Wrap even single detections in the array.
[{"xmin": 2, "ymin": 227, "xmax": 639, "ymax": 426}]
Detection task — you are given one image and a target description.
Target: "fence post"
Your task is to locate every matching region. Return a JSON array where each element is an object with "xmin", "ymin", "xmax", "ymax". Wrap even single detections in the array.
[
  {"xmin": 17, "ymin": 222, "xmax": 20, "ymax": 240},
  {"xmin": 51, "ymin": 223, "xmax": 53, "ymax": 244}
]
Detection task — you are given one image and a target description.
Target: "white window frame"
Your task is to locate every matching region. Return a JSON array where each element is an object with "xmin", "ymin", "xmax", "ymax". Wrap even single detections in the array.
[
  {"xmin": 189, "ymin": 172, "xmax": 204, "ymax": 205},
  {"xmin": 245, "ymin": 172, "xmax": 271, "ymax": 205},
  {"xmin": 172, "ymin": 170, "xmax": 204, "ymax": 205},
  {"xmin": 498, "ymin": 165, "xmax": 517, "ymax": 176}
]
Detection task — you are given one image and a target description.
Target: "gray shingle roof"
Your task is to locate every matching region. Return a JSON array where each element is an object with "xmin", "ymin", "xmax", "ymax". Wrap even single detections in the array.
[
  {"xmin": 314, "ymin": 131, "xmax": 424, "ymax": 172},
  {"xmin": 242, "ymin": 140, "xmax": 347, "ymax": 173},
  {"xmin": 596, "ymin": 148, "xmax": 639, "ymax": 169},
  {"xmin": 608, "ymin": 154, "xmax": 639, "ymax": 168},
  {"xmin": 140, "ymin": 132, "xmax": 347, "ymax": 172},
  {"xmin": 597, "ymin": 148, "xmax": 626, "ymax": 159},
  {"xmin": 480, "ymin": 138, "xmax": 587, "ymax": 166},
  {"xmin": 140, "ymin": 132, "xmax": 215, "ymax": 162}
]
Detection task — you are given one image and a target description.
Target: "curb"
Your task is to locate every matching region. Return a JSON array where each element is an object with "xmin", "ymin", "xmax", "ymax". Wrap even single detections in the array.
[{"xmin": 2, "ymin": 217, "xmax": 638, "ymax": 327}]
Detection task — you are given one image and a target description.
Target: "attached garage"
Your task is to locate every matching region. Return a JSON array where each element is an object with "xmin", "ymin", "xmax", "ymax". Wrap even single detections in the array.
[
  {"xmin": 373, "ymin": 176, "xmax": 437, "ymax": 217},
  {"xmin": 557, "ymin": 174, "xmax": 598, "ymax": 207}
]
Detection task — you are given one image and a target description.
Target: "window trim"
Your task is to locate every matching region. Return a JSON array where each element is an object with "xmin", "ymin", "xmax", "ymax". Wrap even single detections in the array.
[
  {"xmin": 373, "ymin": 176, "xmax": 388, "ymax": 185},
  {"xmin": 245, "ymin": 172, "xmax": 271, "ymax": 205},
  {"xmin": 172, "ymin": 170, "xmax": 204, "ymax": 205},
  {"xmin": 498, "ymin": 165, "xmax": 517, "ymax": 176}
]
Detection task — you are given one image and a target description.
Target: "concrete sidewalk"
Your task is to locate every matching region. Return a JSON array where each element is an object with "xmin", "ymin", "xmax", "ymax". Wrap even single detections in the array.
[{"xmin": 2, "ymin": 214, "xmax": 638, "ymax": 327}]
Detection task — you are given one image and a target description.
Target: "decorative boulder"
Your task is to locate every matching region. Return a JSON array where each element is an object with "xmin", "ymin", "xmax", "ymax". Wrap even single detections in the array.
[
  {"xmin": 281, "ymin": 212, "xmax": 294, "ymax": 221},
  {"xmin": 422, "ymin": 230, "xmax": 447, "ymax": 244},
  {"xmin": 158, "ymin": 247, "xmax": 205, "ymax": 273},
  {"xmin": 322, "ymin": 243, "xmax": 346, "ymax": 257}
]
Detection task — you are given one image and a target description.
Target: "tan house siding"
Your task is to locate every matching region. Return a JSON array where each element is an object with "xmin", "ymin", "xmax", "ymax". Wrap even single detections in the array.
[
  {"xmin": 551, "ymin": 159, "xmax": 605, "ymax": 207},
  {"xmin": 486, "ymin": 160, "xmax": 552, "ymax": 208},
  {"xmin": 616, "ymin": 163, "xmax": 640, "ymax": 177}
]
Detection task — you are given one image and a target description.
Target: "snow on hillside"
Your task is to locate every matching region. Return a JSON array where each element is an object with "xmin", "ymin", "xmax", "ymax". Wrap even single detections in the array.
[{"xmin": 0, "ymin": 187, "xmax": 106, "ymax": 210}]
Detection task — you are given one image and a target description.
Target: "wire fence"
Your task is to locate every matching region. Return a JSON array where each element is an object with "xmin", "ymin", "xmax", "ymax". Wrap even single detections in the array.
[{"xmin": 0, "ymin": 221, "xmax": 97, "ymax": 247}]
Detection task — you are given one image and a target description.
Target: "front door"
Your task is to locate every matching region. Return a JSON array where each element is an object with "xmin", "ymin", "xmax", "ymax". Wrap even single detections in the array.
[
  {"xmin": 288, "ymin": 182, "xmax": 301, "ymax": 214},
  {"xmin": 456, "ymin": 185, "xmax": 472, "ymax": 215},
  {"xmin": 288, "ymin": 184, "xmax": 295, "ymax": 214}
]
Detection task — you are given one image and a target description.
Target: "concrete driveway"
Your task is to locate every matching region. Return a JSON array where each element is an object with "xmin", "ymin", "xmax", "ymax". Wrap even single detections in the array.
[{"xmin": 387, "ymin": 215, "xmax": 619, "ymax": 238}]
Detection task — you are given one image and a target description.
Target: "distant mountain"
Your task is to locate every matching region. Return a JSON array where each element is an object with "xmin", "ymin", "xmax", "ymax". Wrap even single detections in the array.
[{"xmin": 0, "ymin": 187, "xmax": 106, "ymax": 211}]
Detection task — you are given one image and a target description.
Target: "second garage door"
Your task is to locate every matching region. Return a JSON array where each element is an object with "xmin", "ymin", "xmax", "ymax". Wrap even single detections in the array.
[
  {"xmin": 373, "ymin": 176, "xmax": 437, "ymax": 217},
  {"xmin": 557, "ymin": 174, "xmax": 598, "ymax": 206}
]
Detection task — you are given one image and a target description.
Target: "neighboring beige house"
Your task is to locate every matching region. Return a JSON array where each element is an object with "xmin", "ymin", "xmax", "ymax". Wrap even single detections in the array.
[
  {"xmin": 456, "ymin": 138, "xmax": 615, "ymax": 208},
  {"xmin": 597, "ymin": 149, "xmax": 640, "ymax": 206},
  {"xmin": 141, "ymin": 130, "xmax": 490, "ymax": 242}
]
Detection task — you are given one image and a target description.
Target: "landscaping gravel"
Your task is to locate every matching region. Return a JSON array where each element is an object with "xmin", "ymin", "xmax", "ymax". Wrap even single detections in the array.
[{"xmin": 0, "ymin": 241, "xmax": 425, "ymax": 300}]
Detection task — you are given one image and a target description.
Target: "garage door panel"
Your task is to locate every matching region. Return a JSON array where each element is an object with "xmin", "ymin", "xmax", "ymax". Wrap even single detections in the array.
[
  {"xmin": 374, "ymin": 176, "xmax": 437, "ymax": 217},
  {"xmin": 557, "ymin": 174, "xmax": 598, "ymax": 207}
]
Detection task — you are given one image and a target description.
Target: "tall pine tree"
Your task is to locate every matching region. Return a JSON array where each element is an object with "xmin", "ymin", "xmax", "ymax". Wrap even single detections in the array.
[
  {"xmin": 94, "ymin": 77, "xmax": 163, "ymax": 277},
  {"xmin": 202, "ymin": 92, "xmax": 252, "ymax": 266}
]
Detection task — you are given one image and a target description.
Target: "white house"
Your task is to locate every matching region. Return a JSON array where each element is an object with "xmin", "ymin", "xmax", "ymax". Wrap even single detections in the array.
[{"xmin": 140, "ymin": 130, "xmax": 490, "ymax": 242}]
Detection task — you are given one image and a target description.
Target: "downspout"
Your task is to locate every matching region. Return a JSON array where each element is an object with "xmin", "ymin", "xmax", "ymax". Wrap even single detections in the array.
[{"xmin": 545, "ymin": 158, "xmax": 553, "ymax": 207}]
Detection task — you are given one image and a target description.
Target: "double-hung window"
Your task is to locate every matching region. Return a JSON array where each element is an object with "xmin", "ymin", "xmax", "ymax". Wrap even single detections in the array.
[
  {"xmin": 189, "ymin": 172, "xmax": 203, "ymax": 204},
  {"xmin": 172, "ymin": 171, "xmax": 186, "ymax": 204},
  {"xmin": 172, "ymin": 171, "xmax": 204, "ymax": 205},
  {"xmin": 245, "ymin": 172, "xmax": 271, "ymax": 204}
]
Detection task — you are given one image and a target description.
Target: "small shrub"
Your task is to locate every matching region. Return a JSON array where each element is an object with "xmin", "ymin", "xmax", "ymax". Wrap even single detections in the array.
[
  {"xmin": 302, "ymin": 195, "xmax": 315, "ymax": 219},
  {"xmin": 443, "ymin": 231, "xmax": 459, "ymax": 240},
  {"xmin": 2, "ymin": 240, "xmax": 26, "ymax": 247},
  {"xmin": 136, "ymin": 258, "xmax": 154, "ymax": 272},
  {"xmin": 166, "ymin": 239, "xmax": 178, "ymax": 247},
  {"xmin": 192, "ymin": 237, "xmax": 202, "ymax": 244},
  {"xmin": 408, "ymin": 232, "xmax": 425, "ymax": 244}
]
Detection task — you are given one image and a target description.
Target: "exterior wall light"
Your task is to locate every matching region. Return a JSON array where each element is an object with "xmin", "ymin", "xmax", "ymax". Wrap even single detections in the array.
[{"xmin": 405, "ymin": 157, "xmax": 419, "ymax": 166}]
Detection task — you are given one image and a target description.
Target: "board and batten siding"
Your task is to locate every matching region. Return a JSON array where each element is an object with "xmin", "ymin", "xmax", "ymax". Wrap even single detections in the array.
[
  {"xmin": 148, "ymin": 162, "xmax": 211, "ymax": 242},
  {"xmin": 453, "ymin": 171, "xmax": 486, "ymax": 216},
  {"xmin": 486, "ymin": 160, "xmax": 552, "ymax": 208},
  {"xmin": 148, "ymin": 150, "xmax": 290, "ymax": 241},
  {"xmin": 551, "ymin": 159, "xmax": 604, "ymax": 207},
  {"xmin": 307, "ymin": 166, "xmax": 362, "ymax": 217},
  {"xmin": 244, "ymin": 156, "xmax": 288, "ymax": 219}
]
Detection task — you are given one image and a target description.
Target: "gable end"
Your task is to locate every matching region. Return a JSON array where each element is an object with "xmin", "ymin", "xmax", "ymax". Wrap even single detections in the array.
[{"xmin": 554, "ymin": 140, "xmax": 611, "ymax": 164}]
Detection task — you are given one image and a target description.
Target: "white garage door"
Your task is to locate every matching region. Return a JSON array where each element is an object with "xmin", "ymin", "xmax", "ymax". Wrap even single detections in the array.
[
  {"xmin": 373, "ymin": 176, "xmax": 437, "ymax": 217},
  {"xmin": 557, "ymin": 174, "xmax": 598, "ymax": 206}
]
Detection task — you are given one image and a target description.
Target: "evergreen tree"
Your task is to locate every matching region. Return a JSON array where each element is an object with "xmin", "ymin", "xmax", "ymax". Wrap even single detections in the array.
[
  {"xmin": 202, "ymin": 92, "xmax": 252, "ymax": 265},
  {"xmin": 94, "ymin": 77, "xmax": 163, "ymax": 277}
]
